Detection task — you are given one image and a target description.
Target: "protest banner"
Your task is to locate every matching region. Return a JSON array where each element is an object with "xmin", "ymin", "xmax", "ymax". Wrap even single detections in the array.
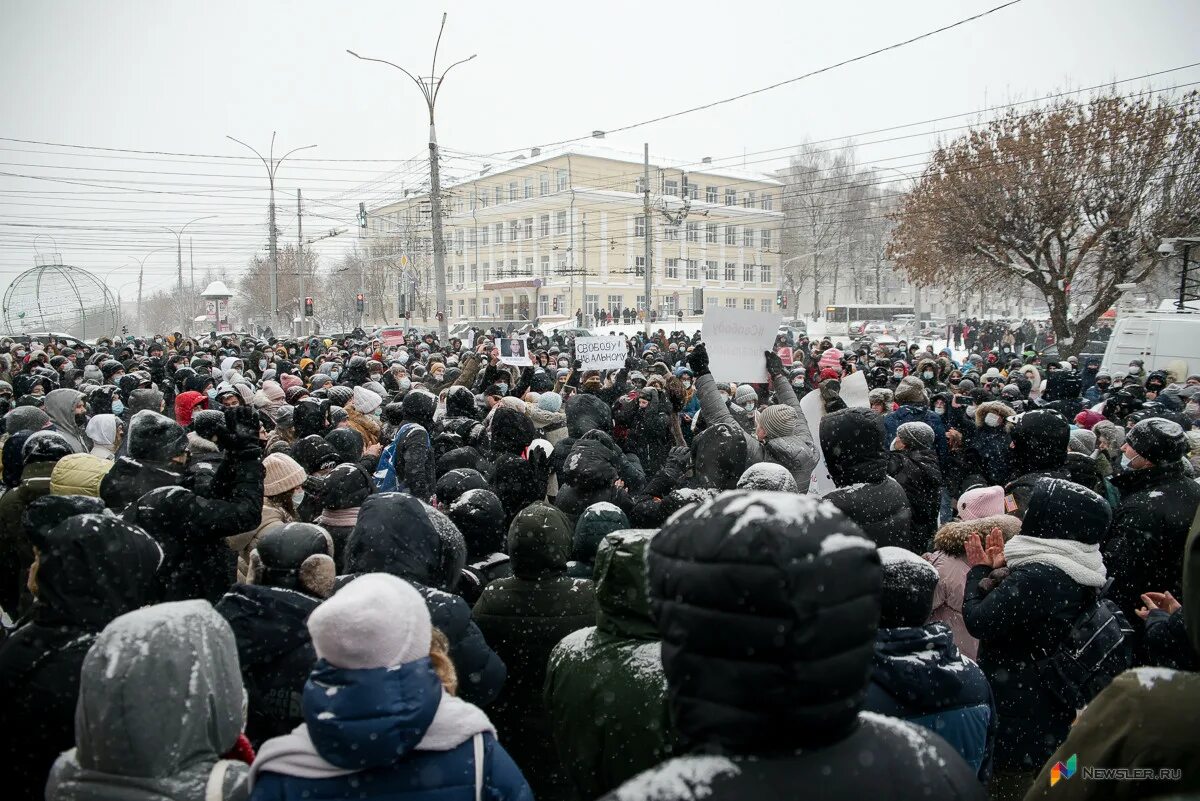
[
  {"xmin": 701, "ymin": 307, "xmax": 782, "ymax": 383},
  {"xmin": 497, "ymin": 337, "xmax": 532, "ymax": 367},
  {"xmin": 777, "ymin": 346, "xmax": 794, "ymax": 366},
  {"xmin": 801, "ymin": 369, "xmax": 869, "ymax": 496},
  {"xmin": 574, "ymin": 336, "xmax": 627, "ymax": 370}
]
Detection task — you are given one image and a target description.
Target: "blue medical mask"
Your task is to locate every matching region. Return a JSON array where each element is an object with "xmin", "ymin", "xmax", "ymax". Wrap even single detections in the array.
[
  {"xmin": 112, "ymin": 400, "xmax": 124, "ymax": 416},
  {"xmin": 207, "ymin": 388, "xmax": 218, "ymax": 400}
]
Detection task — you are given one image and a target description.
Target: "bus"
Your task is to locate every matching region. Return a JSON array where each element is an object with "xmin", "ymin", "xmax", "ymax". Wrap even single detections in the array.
[{"xmin": 824, "ymin": 304, "xmax": 914, "ymax": 336}]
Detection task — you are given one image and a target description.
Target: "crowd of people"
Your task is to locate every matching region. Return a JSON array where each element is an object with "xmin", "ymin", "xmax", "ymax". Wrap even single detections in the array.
[{"xmin": 0, "ymin": 323, "xmax": 1198, "ymax": 801}]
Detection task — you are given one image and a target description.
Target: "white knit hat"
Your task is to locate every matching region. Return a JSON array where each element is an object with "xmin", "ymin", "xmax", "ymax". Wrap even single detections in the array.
[
  {"xmin": 351, "ymin": 385, "xmax": 382, "ymax": 415},
  {"xmin": 307, "ymin": 573, "xmax": 431, "ymax": 670}
]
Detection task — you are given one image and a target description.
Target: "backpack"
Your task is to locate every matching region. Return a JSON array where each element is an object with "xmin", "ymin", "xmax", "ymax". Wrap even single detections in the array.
[
  {"xmin": 373, "ymin": 423, "xmax": 431, "ymax": 493},
  {"xmin": 1036, "ymin": 579, "xmax": 1134, "ymax": 711}
]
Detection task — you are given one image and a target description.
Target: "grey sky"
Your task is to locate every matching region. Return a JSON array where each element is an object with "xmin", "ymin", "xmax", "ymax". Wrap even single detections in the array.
[{"xmin": 1, "ymin": 0, "xmax": 1197, "ymax": 301}]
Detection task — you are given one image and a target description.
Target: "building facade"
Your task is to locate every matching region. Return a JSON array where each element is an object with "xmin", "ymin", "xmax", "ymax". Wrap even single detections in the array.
[{"xmin": 360, "ymin": 145, "xmax": 784, "ymax": 327}]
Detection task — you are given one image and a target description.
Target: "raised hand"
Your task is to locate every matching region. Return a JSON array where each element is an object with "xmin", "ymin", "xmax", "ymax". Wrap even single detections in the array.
[{"xmin": 965, "ymin": 533, "xmax": 990, "ymax": 568}]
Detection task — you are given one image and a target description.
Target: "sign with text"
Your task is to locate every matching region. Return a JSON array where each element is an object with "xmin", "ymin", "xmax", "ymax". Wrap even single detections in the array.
[
  {"xmin": 777, "ymin": 346, "xmax": 794, "ymax": 367},
  {"xmin": 497, "ymin": 337, "xmax": 532, "ymax": 367},
  {"xmin": 701, "ymin": 307, "xmax": 782, "ymax": 383},
  {"xmin": 575, "ymin": 336, "xmax": 627, "ymax": 370}
]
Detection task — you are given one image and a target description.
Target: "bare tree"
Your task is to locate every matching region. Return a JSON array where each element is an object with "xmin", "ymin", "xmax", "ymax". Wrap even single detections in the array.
[
  {"xmin": 782, "ymin": 142, "xmax": 857, "ymax": 316},
  {"xmin": 889, "ymin": 89, "xmax": 1200, "ymax": 357}
]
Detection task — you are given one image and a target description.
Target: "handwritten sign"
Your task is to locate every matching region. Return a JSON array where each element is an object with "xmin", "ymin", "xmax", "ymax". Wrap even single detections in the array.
[
  {"xmin": 575, "ymin": 336, "xmax": 627, "ymax": 370},
  {"xmin": 701, "ymin": 307, "xmax": 782, "ymax": 383}
]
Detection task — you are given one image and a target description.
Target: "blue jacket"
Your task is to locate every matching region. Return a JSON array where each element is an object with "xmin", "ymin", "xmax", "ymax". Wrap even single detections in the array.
[
  {"xmin": 884, "ymin": 405, "xmax": 949, "ymax": 464},
  {"xmin": 864, "ymin": 623, "xmax": 995, "ymax": 781},
  {"xmin": 251, "ymin": 658, "xmax": 533, "ymax": 801}
]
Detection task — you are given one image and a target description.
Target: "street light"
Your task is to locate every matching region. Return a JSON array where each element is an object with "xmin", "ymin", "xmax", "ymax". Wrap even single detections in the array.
[
  {"xmin": 227, "ymin": 133, "xmax": 317, "ymax": 334},
  {"xmin": 162, "ymin": 216, "xmax": 216, "ymax": 332},
  {"xmin": 127, "ymin": 247, "xmax": 173, "ymax": 336}
]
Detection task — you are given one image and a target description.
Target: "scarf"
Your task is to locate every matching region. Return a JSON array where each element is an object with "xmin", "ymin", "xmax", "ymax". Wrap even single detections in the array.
[
  {"xmin": 1003, "ymin": 534, "xmax": 1107, "ymax": 588},
  {"xmin": 249, "ymin": 690, "xmax": 494, "ymax": 786},
  {"xmin": 317, "ymin": 507, "xmax": 359, "ymax": 528}
]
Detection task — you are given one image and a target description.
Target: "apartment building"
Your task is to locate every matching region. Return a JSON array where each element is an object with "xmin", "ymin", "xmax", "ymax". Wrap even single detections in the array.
[{"xmin": 361, "ymin": 144, "xmax": 784, "ymax": 326}]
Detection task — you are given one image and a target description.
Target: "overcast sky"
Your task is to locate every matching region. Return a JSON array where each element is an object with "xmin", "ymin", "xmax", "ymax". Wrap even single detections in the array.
[{"xmin": 2, "ymin": 0, "xmax": 1198, "ymax": 303}]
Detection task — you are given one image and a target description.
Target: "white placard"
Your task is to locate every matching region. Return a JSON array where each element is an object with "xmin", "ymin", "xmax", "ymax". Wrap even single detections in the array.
[
  {"xmin": 701, "ymin": 307, "xmax": 782, "ymax": 383},
  {"xmin": 801, "ymin": 369, "xmax": 869, "ymax": 497},
  {"xmin": 497, "ymin": 337, "xmax": 532, "ymax": 367},
  {"xmin": 575, "ymin": 336, "xmax": 627, "ymax": 370}
]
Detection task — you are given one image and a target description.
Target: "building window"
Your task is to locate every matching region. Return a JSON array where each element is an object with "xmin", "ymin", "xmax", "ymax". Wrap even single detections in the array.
[
  {"xmin": 482, "ymin": 262, "xmax": 490, "ymax": 281},
  {"xmin": 454, "ymin": 230, "xmax": 464, "ymax": 250},
  {"xmin": 478, "ymin": 190, "xmax": 488, "ymax": 208},
  {"xmin": 761, "ymin": 299, "xmax": 772, "ymax": 312},
  {"xmin": 726, "ymin": 297, "xmax": 736, "ymax": 308},
  {"xmin": 743, "ymin": 227, "xmax": 755, "ymax": 247},
  {"xmin": 725, "ymin": 188, "xmax": 736, "ymax": 206},
  {"xmin": 482, "ymin": 298, "xmax": 490, "ymax": 316},
  {"xmin": 688, "ymin": 182, "xmax": 699, "ymax": 200},
  {"xmin": 509, "ymin": 258, "xmax": 519, "ymax": 276},
  {"xmin": 705, "ymin": 223, "xmax": 717, "ymax": 243},
  {"xmin": 608, "ymin": 294, "xmax": 622, "ymax": 313},
  {"xmin": 725, "ymin": 262, "xmax": 736, "ymax": 281},
  {"xmin": 539, "ymin": 295, "xmax": 549, "ymax": 317},
  {"xmin": 509, "ymin": 220, "xmax": 519, "ymax": 242},
  {"xmin": 705, "ymin": 185, "xmax": 718, "ymax": 203},
  {"xmin": 762, "ymin": 193, "xmax": 773, "ymax": 210},
  {"xmin": 761, "ymin": 229, "xmax": 772, "ymax": 249},
  {"xmin": 684, "ymin": 259, "xmax": 697, "ymax": 280},
  {"xmin": 707, "ymin": 295, "xmax": 718, "ymax": 309},
  {"xmin": 494, "ymin": 186, "xmax": 503, "ymax": 205},
  {"xmin": 469, "ymin": 298, "xmax": 477, "ymax": 316},
  {"xmin": 635, "ymin": 215, "xmax": 646, "ymax": 237},
  {"xmin": 557, "ymin": 255, "xmax": 567, "ymax": 275},
  {"xmin": 665, "ymin": 258, "xmax": 678, "ymax": 279},
  {"xmin": 540, "ymin": 214, "xmax": 550, "ymax": 237},
  {"xmin": 495, "ymin": 222, "xmax": 504, "ymax": 243},
  {"xmin": 470, "ymin": 263, "xmax": 478, "ymax": 283},
  {"xmin": 540, "ymin": 174, "xmax": 550, "ymax": 195},
  {"xmin": 637, "ymin": 295, "xmax": 648, "ymax": 311},
  {"xmin": 664, "ymin": 178, "xmax": 678, "ymax": 196},
  {"xmin": 524, "ymin": 217, "xmax": 534, "ymax": 239},
  {"xmin": 705, "ymin": 260, "xmax": 718, "ymax": 280},
  {"xmin": 520, "ymin": 257, "xmax": 531, "ymax": 275},
  {"xmin": 508, "ymin": 182, "xmax": 518, "ymax": 201},
  {"xmin": 556, "ymin": 169, "xmax": 569, "ymax": 191},
  {"xmin": 744, "ymin": 190, "xmax": 756, "ymax": 209},
  {"xmin": 555, "ymin": 211, "xmax": 567, "ymax": 234},
  {"xmin": 457, "ymin": 265, "xmax": 465, "ymax": 284},
  {"xmin": 524, "ymin": 177, "xmax": 533, "ymax": 198},
  {"xmin": 635, "ymin": 256, "xmax": 645, "ymax": 277},
  {"xmin": 743, "ymin": 263, "xmax": 755, "ymax": 282},
  {"xmin": 458, "ymin": 300, "xmax": 465, "ymax": 318},
  {"xmin": 685, "ymin": 222, "xmax": 699, "ymax": 242},
  {"xmin": 540, "ymin": 255, "xmax": 550, "ymax": 276},
  {"xmin": 468, "ymin": 228, "xmax": 478, "ymax": 248},
  {"xmin": 744, "ymin": 298, "xmax": 754, "ymax": 310},
  {"xmin": 663, "ymin": 295, "xmax": 677, "ymax": 315},
  {"xmin": 585, "ymin": 294, "xmax": 599, "ymax": 315},
  {"xmin": 725, "ymin": 225, "xmax": 737, "ymax": 245},
  {"xmin": 665, "ymin": 226, "xmax": 678, "ymax": 241},
  {"xmin": 480, "ymin": 226, "xmax": 489, "ymax": 246},
  {"xmin": 760, "ymin": 263, "xmax": 772, "ymax": 283}
]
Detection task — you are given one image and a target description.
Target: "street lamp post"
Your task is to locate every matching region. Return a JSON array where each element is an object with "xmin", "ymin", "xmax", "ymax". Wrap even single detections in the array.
[
  {"xmin": 348, "ymin": 13, "xmax": 476, "ymax": 342},
  {"xmin": 127, "ymin": 247, "xmax": 173, "ymax": 336},
  {"xmin": 162, "ymin": 217, "xmax": 216, "ymax": 333},
  {"xmin": 227, "ymin": 133, "xmax": 316, "ymax": 335}
]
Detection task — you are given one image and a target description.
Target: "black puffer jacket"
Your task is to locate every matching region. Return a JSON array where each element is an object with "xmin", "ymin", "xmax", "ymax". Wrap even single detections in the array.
[
  {"xmin": 99, "ymin": 455, "xmax": 185, "ymax": 514},
  {"xmin": 554, "ymin": 435, "xmax": 635, "ymax": 522},
  {"xmin": 549, "ymin": 393, "xmax": 613, "ymax": 484},
  {"xmin": 342, "ymin": 492, "xmax": 506, "ymax": 707},
  {"xmin": 0, "ymin": 513, "xmax": 162, "ymax": 801},
  {"xmin": 820, "ymin": 408, "xmax": 912, "ymax": 548},
  {"xmin": 887, "ymin": 447, "xmax": 943, "ymax": 551},
  {"xmin": 616, "ymin": 491, "xmax": 983, "ymax": 801},
  {"xmin": 441, "ymin": 386, "xmax": 483, "ymax": 446}
]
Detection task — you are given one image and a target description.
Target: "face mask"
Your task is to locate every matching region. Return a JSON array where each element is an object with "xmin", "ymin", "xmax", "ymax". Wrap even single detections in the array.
[
  {"xmin": 922, "ymin": 371, "xmax": 933, "ymax": 380},
  {"xmin": 1120, "ymin": 453, "xmax": 1133, "ymax": 468},
  {"xmin": 893, "ymin": 371, "xmax": 904, "ymax": 379},
  {"xmin": 497, "ymin": 383, "xmax": 508, "ymax": 394},
  {"xmin": 934, "ymin": 404, "xmax": 945, "ymax": 415},
  {"xmin": 742, "ymin": 401, "xmax": 756, "ymax": 413},
  {"xmin": 964, "ymin": 404, "xmax": 975, "ymax": 416},
  {"xmin": 292, "ymin": 489, "xmax": 306, "ymax": 507},
  {"xmin": 74, "ymin": 412, "xmax": 88, "ymax": 426},
  {"xmin": 207, "ymin": 388, "xmax": 218, "ymax": 400},
  {"xmin": 112, "ymin": 400, "xmax": 124, "ymax": 416},
  {"xmin": 719, "ymin": 393, "xmax": 730, "ymax": 403},
  {"xmin": 1128, "ymin": 366, "xmax": 1140, "ymax": 375},
  {"xmin": 259, "ymin": 359, "xmax": 268, "ymax": 371},
  {"xmin": 399, "ymin": 378, "xmax": 412, "ymax": 392},
  {"xmin": 1096, "ymin": 382, "xmax": 1110, "ymax": 391},
  {"xmin": 682, "ymin": 380, "xmax": 692, "ymax": 389},
  {"xmin": 985, "ymin": 412, "xmax": 1002, "ymax": 427}
]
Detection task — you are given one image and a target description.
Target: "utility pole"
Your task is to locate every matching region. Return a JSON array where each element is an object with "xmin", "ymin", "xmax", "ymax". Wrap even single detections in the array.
[
  {"xmin": 348, "ymin": 12, "xmax": 476, "ymax": 342},
  {"xmin": 132, "ymin": 247, "xmax": 171, "ymax": 336},
  {"xmin": 188, "ymin": 238, "xmax": 195, "ymax": 325},
  {"xmin": 643, "ymin": 143, "xmax": 653, "ymax": 337},
  {"xmin": 582, "ymin": 214, "xmax": 588, "ymax": 323},
  {"xmin": 227, "ymin": 133, "xmax": 316, "ymax": 335},
  {"xmin": 297, "ymin": 188, "xmax": 305, "ymax": 338},
  {"xmin": 162, "ymin": 216, "xmax": 215, "ymax": 333}
]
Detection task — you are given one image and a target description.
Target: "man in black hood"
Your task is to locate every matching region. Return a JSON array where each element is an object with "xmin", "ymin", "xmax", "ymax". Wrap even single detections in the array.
[
  {"xmin": 342, "ymin": 492, "xmax": 506, "ymax": 707},
  {"xmin": 99, "ymin": 410, "xmax": 191, "ymax": 513},
  {"xmin": 819, "ymin": 408, "xmax": 912, "ymax": 548},
  {"xmin": 1002, "ymin": 410, "xmax": 1071, "ymax": 519},
  {"xmin": 606, "ymin": 491, "xmax": 983, "ymax": 801},
  {"xmin": 0, "ymin": 509, "xmax": 162, "ymax": 801}
]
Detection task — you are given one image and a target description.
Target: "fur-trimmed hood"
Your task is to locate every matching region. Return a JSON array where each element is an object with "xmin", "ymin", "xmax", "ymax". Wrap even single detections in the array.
[
  {"xmin": 974, "ymin": 400, "xmax": 1015, "ymax": 427},
  {"xmin": 932, "ymin": 513, "xmax": 1021, "ymax": 556}
]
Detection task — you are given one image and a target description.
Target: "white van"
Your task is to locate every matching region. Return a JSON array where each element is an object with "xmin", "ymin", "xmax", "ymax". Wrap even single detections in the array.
[{"xmin": 1101, "ymin": 310, "xmax": 1199, "ymax": 379}]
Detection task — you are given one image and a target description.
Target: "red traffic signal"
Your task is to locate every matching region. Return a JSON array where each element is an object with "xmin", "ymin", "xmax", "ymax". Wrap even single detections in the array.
[{"xmin": 304, "ymin": 297, "xmax": 314, "ymax": 317}]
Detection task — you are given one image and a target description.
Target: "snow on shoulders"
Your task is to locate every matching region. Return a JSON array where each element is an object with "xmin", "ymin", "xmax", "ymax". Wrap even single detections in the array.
[
  {"xmin": 589, "ymin": 501, "xmax": 624, "ymax": 515},
  {"xmin": 711, "ymin": 490, "xmax": 840, "ymax": 535},
  {"xmin": 614, "ymin": 755, "xmax": 741, "ymax": 801},
  {"xmin": 549, "ymin": 627, "xmax": 596, "ymax": 667},
  {"xmin": 1132, "ymin": 666, "xmax": 1178, "ymax": 690},
  {"xmin": 820, "ymin": 532, "xmax": 876, "ymax": 555},
  {"xmin": 878, "ymin": 546, "xmax": 938, "ymax": 579},
  {"xmin": 859, "ymin": 711, "xmax": 947, "ymax": 770}
]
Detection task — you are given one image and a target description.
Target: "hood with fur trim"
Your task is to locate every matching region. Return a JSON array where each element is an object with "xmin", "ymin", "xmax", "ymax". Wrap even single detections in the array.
[
  {"xmin": 973, "ymin": 399, "xmax": 1015, "ymax": 427},
  {"xmin": 932, "ymin": 513, "xmax": 1021, "ymax": 556}
]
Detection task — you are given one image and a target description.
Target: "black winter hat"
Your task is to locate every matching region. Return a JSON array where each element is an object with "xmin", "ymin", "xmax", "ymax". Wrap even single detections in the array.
[
  {"xmin": 529, "ymin": 370, "xmax": 554, "ymax": 393},
  {"xmin": 324, "ymin": 428, "xmax": 364, "ymax": 462},
  {"xmin": 1022, "ymin": 476, "xmax": 1111, "ymax": 545},
  {"xmin": 326, "ymin": 386, "xmax": 353, "ymax": 408},
  {"xmin": 23, "ymin": 494, "xmax": 108, "ymax": 550},
  {"xmin": 436, "ymin": 446, "xmax": 486, "ymax": 476},
  {"xmin": 321, "ymin": 463, "xmax": 374, "ymax": 510},
  {"xmin": 402, "ymin": 390, "xmax": 436, "ymax": 427},
  {"xmin": 1126, "ymin": 417, "xmax": 1187, "ymax": 464},
  {"xmin": 126, "ymin": 410, "xmax": 188, "ymax": 462},
  {"xmin": 22, "ymin": 430, "xmax": 73, "ymax": 465},
  {"xmin": 447, "ymin": 488, "xmax": 506, "ymax": 559},
  {"xmin": 819, "ymin": 408, "xmax": 888, "ymax": 486},
  {"xmin": 690, "ymin": 422, "xmax": 749, "ymax": 491},
  {"xmin": 435, "ymin": 468, "xmax": 489, "ymax": 506},
  {"xmin": 291, "ymin": 434, "xmax": 342, "ymax": 474},
  {"xmin": 100, "ymin": 360, "xmax": 125, "ymax": 381},
  {"xmin": 445, "ymin": 386, "xmax": 477, "ymax": 419},
  {"xmin": 488, "ymin": 406, "xmax": 536, "ymax": 457},
  {"xmin": 381, "ymin": 401, "xmax": 405, "ymax": 427},
  {"xmin": 253, "ymin": 522, "xmax": 334, "ymax": 593},
  {"xmin": 1008, "ymin": 409, "xmax": 1070, "ymax": 473},
  {"xmin": 190, "ymin": 410, "xmax": 227, "ymax": 441},
  {"xmin": 878, "ymin": 546, "xmax": 940, "ymax": 628}
]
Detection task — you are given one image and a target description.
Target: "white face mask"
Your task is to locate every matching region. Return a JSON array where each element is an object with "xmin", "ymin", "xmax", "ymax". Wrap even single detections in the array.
[
  {"xmin": 934, "ymin": 404, "xmax": 946, "ymax": 415},
  {"xmin": 1128, "ymin": 366, "xmax": 1140, "ymax": 375},
  {"xmin": 742, "ymin": 401, "xmax": 756, "ymax": 412},
  {"xmin": 985, "ymin": 412, "xmax": 1002, "ymax": 427},
  {"xmin": 1120, "ymin": 453, "xmax": 1133, "ymax": 468},
  {"xmin": 893, "ymin": 371, "xmax": 904, "ymax": 379},
  {"xmin": 922, "ymin": 371, "xmax": 934, "ymax": 380},
  {"xmin": 682, "ymin": 380, "xmax": 692, "ymax": 389},
  {"xmin": 292, "ymin": 489, "xmax": 306, "ymax": 507}
]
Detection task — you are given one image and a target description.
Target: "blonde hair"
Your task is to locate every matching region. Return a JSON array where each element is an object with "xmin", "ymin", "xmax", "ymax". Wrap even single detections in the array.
[{"xmin": 430, "ymin": 628, "xmax": 458, "ymax": 695}]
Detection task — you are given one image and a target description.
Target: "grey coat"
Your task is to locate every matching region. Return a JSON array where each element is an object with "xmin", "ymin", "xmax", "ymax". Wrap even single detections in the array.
[
  {"xmin": 694, "ymin": 373, "xmax": 816, "ymax": 491},
  {"xmin": 47, "ymin": 600, "xmax": 250, "ymax": 801}
]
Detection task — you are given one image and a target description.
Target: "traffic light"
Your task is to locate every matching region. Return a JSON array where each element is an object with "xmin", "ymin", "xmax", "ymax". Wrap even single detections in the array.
[
  {"xmin": 355, "ymin": 293, "xmax": 365, "ymax": 313},
  {"xmin": 304, "ymin": 297, "xmax": 314, "ymax": 317},
  {"xmin": 776, "ymin": 290, "xmax": 783, "ymax": 307},
  {"xmin": 782, "ymin": 292, "xmax": 788, "ymax": 310},
  {"xmin": 357, "ymin": 202, "xmax": 367, "ymax": 229}
]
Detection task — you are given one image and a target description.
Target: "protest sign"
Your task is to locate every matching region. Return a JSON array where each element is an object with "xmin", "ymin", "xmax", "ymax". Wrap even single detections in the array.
[
  {"xmin": 777, "ymin": 346, "xmax": 794, "ymax": 366},
  {"xmin": 701, "ymin": 307, "xmax": 781, "ymax": 383},
  {"xmin": 498, "ymin": 337, "xmax": 532, "ymax": 367},
  {"xmin": 801, "ymin": 369, "xmax": 869, "ymax": 497},
  {"xmin": 574, "ymin": 336, "xmax": 627, "ymax": 370}
]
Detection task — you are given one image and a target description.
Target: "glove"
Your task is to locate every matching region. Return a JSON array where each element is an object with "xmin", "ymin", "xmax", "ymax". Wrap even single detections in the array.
[
  {"xmin": 662, "ymin": 446, "xmax": 691, "ymax": 481},
  {"xmin": 820, "ymin": 379, "xmax": 846, "ymax": 414},
  {"xmin": 687, "ymin": 343, "xmax": 710, "ymax": 377},
  {"xmin": 573, "ymin": 358, "xmax": 582, "ymax": 370},
  {"xmin": 764, "ymin": 350, "xmax": 785, "ymax": 378},
  {"xmin": 220, "ymin": 406, "xmax": 262, "ymax": 452}
]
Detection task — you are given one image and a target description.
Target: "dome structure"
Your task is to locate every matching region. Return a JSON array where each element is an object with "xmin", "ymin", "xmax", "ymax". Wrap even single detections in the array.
[{"xmin": 2, "ymin": 262, "xmax": 120, "ymax": 340}]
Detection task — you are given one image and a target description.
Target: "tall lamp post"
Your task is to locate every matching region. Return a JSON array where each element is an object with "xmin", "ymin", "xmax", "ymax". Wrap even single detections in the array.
[
  {"xmin": 227, "ymin": 133, "xmax": 316, "ymax": 335},
  {"xmin": 126, "ymin": 247, "xmax": 172, "ymax": 335},
  {"xmin": 162, "ymin": 216, "xmax": 216, "ymax": 333},
  {"xmin": 348, "ymin": 12, "xmax": 476, "ymax": 342}
]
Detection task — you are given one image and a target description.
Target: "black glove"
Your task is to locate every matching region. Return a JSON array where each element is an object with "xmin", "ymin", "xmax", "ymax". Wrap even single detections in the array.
[
  {"xmin": 820, "ymin": 379, "xmax": 847, "ymax": 414},
  {"xmin": 764, "ymin": 350, "xmax": 785, "ymax": 378},
  {"xmin": 220, "ymin": 406, "xmax": 262, "ymax": 452},
  {"xmin": 662, "ymin": 445, "xmax": 691, "ymax": 480},
  {"xmin": 573, "ymin": 358, "xmax": 582, "ymax": 370},
  {"xmin": 625, "ymin": 356, "xmax": 637, "ymax": 371},
  {"xmin": 687, "ymin": 343, "xmax": 710, "ymax": 377}
]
